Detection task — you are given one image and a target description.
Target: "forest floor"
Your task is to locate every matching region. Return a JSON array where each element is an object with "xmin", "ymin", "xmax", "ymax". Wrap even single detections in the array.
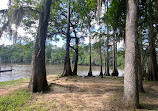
[{"xmin": 0, "ymin": 75, "xmax": 158, "ymax": 111}]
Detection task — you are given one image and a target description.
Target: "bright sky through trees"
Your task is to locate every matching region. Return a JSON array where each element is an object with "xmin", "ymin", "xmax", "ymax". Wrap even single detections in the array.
[
  {"xmin": 0, "ymin": 0, "xmax": 10, "ymax": 45},
  {"xmin": 0, "ymin": 0, "xmax": 65, "ymax": 47},
  {"xmin": 0, "ymin": 0, "xmax": 124, "ymax": 48},
  {"xmin": 0, "ymin": 0, "xmax": 8, "ymax": 10}
]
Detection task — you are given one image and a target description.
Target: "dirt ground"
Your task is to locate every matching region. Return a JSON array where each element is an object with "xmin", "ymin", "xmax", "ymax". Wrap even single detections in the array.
[{"xmin": 0, "ymin": 75, "xmax": 158, "ymax": 111}]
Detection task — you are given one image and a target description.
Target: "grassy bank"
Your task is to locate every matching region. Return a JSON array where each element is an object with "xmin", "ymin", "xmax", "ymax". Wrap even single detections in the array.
[
  {"xmin": 0, "ymin": 89, "xmax": 32, "ymax": 111},
  {"xmin": 0, "ymin": 78, "xmax": 29, "ymax": 87}
]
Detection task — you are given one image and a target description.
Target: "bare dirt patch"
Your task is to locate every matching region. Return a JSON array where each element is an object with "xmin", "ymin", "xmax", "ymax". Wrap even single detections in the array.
[{"xmin": 21, "ymin": 76, "xmax": 123, "ymax": 111}]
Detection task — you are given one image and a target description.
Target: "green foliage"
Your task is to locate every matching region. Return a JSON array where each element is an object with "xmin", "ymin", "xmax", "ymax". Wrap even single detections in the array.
[
  {"xmin": 50, "ymin": 46, "xmax": 65, "ymax": 64},
  {"xmin": 45, "ymin": 44, "xmax": 53, "ymax": 63},
  {"xmin": 103, "ymin": 0, "xmax": 126, "ymax": 31},
  {"xmin": 73, "ymin": 0, "xmax": 97, "ymax": 18},
  {"xmin": 72, "ymin": 0, "xmax": 97, "ymax": 29},
  {"xmin": 0, "ymin": 90, "xmax": 32, "ymax": 111},
  {"xmin": 0, "ymin": 42, "xmax": 33, "ymax": 63},
  {"xmin": 78, "ymin": 44, "xmax": 104, "ymax": 65},
  {"xmin": 117, "ymin": 49, "xmax": 125, "ymax": 69}
]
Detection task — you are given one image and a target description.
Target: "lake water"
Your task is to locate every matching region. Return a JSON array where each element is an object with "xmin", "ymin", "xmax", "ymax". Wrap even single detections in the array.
[{"xmin": 0, "ymin": 64, "xmax": 124, "ymax": 82}]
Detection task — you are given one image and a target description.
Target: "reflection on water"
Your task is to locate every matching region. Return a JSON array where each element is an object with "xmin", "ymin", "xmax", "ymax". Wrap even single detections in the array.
[{"xmin": 0, "ymin": 64, "xmax": 124, "ymax": 82}]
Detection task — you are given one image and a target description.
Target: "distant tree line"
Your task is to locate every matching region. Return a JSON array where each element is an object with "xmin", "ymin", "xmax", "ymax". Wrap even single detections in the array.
[{"xmin": 0, "ymin": 43, "xmax": 125, "ymax": 68}]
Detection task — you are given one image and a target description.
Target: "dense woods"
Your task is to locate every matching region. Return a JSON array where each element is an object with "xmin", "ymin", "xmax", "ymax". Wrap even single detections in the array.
[{"xmin": 0, "ymin": 0, "xmax": 158, "ymax": 110}]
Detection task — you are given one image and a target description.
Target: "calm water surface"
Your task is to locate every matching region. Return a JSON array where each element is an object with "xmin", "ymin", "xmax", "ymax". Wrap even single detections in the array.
[{"xmin": 0, "ymin": 64, "xmax": 124, "ymax": 82}]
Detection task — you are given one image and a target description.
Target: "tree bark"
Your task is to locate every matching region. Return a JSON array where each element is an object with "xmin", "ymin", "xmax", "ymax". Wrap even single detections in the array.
[
  {"xmin": 148, "ymin": 23, "xmax": 158, "ymax": 81},
  {"xmin": 112, "ymin": 31, "xmax": 119, "ymax": 76},
  {"xmin": 72, "ymin": 37, "xmax": 79, "ymax": 76},
  {"xmin": 98, "ymin": 19, "xmax": 103, "ymax": 77},
  {"xmin": 62, "ymin": 0, "xmax": 72, "ymax": 76},
  {"xmin": 29, "ymin": 0, "xmax": 52, "ymax": 92},
  {"xmin": 156, "ymin": 0, "xmax": 158, "ymax": 34},
  {"xmin": 104, "ymin": 54, "xmax": 106, "ymax": 75},
  {"xmin": 99, "ymin": 38, "xmax": 103, "ymax": 77},
  {"xmin": 124, "ymin": 0, "xmax": 139, "ymax": 109},
  {"xmin": 88, "ymin": 25, "xmax": 92, "ymax": 76},
  {"xmin": 105, "ymin": 27, "xmax": 110, "ymax": 76},
  {"xmin": 105, "ymin": 1, "xmax": 110, "ymax": 76},
  {"xmin": 138, "ymin": 42, "xmax": 145, "ymax": 92}
]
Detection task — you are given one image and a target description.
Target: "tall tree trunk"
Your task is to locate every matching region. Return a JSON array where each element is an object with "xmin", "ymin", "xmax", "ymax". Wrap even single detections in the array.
[
  {"xmin": 138, "ymin": 43, "xmax": 145, "ymax": 92},
  {"xmin": 62, "ymin": 0, "xmax": 72, "ymax": 76},
  {"xmin": 29, "ymin": 0, "xmax": 52, "ymax": 92},
  {"xmin": 112, "ymin": 31, "xmax": 119, "ymax": 76},
  {"xmin": 98, "ymin": 19, "xmax": 103, "ymax": 77},
  {"xmin": 105, "ymin": 27, "xmax": 110, "ymax": 76},
  {"xmin": 99, "ymin": 38, "xmax": 103, "ymax": 77},
  {"xmin": 72, "ymin": 37, "xmax": 79, "ymax": 76},
  {"xmin": 124, "ymin": 0, "xmax": 139, "ymax": 109},
  {"xmin": 148, "ymin": 24, "xmax": 158, "ymax": 81},
  {"xmin": 105, "ymin": 1, "xmax": 110, "ymax": 76},
  {"xmin": 88, "ymin": 25, "xmax": 92, "ymax": 76},
  {"xmin": 104, "ymin": 53, "xmax": 106, "ymax": 75},
  {"xmin": 115, "ymin": 40, "xmax": 118, "ymax": 71},
  {"xmin": 156, "ymin": 1, "xmax": 158, "ymax": 34},
  {"xmin": 140, "ymin": 36, "xmax": 146, "ymax": 80}
]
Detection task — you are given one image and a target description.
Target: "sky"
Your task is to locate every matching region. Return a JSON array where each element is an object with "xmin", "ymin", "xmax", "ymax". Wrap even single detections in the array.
[{"xmin": 0, "ymin": 0, "xmax": 8, "ymax": 9}]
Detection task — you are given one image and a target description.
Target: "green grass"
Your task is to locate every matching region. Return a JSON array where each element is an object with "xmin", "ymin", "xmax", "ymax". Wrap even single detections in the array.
[
  {"xmin": 0, "ymin": 78, "xmax": 29, "ymax": 87},
  {"xmin": 0, "ymin": 90, "xmax": 32, "ymax": 111},
  {"xmin": 23, "ymin": 104, "xmax": 49, "ymax": 111}
]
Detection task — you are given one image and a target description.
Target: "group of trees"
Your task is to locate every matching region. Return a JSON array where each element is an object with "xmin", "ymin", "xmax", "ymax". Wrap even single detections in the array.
[{"xmin": 0, "ymin": 0, "xmax": 158, "ymax": 109}]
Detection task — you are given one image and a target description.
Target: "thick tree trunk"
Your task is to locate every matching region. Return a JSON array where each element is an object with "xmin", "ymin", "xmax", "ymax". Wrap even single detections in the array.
[
  {"xmin": 62, "ymin": 0, "xmax": 72, "ymax": 76},
  {"xmin": 112, "ymin": 32, "xmax": 119, "ymax": 76},
  {"xmin": 29, "ymin": 0, "xmax": 52, "ymax": 92},
  {"xmin": 88, "ymin": 25, "xmax": 92, "ymax": 76},
  {"xmin": 72, "ymin": 38, "xmax": 79, "ymax": 76},
  {"xmin": 124, "ymin": 0, "xmax": 139, "ymax": 109},
  {"xmin": 148, "ymin": 24, "xmax": 158, "ymax": 81},
  {"xmin": 147, "ymin": 0, "xmax": 158, "ymax": 79}
]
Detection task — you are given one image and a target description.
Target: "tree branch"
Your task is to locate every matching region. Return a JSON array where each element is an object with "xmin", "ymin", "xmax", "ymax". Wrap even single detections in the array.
[
  {"xmin": 70, "ymin": 46, "xmax": 77, "ymax": 52},
  {"xmin": 0, "ymin": 21, "xmax": 9, "ymax": 37},
  {"xmin": 48, "ymin": 30, "xmax": 66, "ymax": 38},
  {"xmin": 60, "ymin": 12, "xmax": 67, "ymax": 18},
  {"xmin": 70, "ymin": 36, "xmax": 77, "ymax": 39},
  {"xmin": 23, "ymin": 6, "xmax": 40, "ymax": 13},
  {"xmin": 0, "ymin": 9, "xmax": 8, "ymax": 14}
]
